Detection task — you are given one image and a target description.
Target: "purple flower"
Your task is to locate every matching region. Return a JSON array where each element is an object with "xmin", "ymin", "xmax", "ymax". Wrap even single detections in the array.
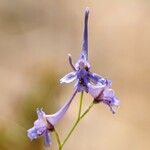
[
  {"xmin": 88, "ymin": 82, "xmax": 119, "ymax": 114},
  {"xmin": 60, "ymin": 8, "xmax": 108, "ymax": 92},
  {"xmin": 27, "ymin": 90, "xmax": 77, "ymax": 146}
]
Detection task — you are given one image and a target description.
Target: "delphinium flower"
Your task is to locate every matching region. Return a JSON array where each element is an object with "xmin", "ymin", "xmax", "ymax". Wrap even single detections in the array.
[
  {"xmin": 60, "ymin": 8, "xmax": 108, "ymax": 93},
  {"xmin": 27, "ymin": 90, "xmax": 77, "ymax": 146},
  {"xmin": 88, "ymin": 81, "xmax": 119, "ymax": 114}
]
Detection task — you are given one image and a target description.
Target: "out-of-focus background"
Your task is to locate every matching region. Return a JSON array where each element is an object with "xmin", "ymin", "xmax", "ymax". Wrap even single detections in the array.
[{"xmin": 0, "ymin": 0, "xmax": 150, "ymax": 150}]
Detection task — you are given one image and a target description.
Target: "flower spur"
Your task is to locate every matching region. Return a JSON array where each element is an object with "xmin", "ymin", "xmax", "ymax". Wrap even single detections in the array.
[{"xmin": 60, "ymin": 8, "xmax": 108, "ymax": 93}]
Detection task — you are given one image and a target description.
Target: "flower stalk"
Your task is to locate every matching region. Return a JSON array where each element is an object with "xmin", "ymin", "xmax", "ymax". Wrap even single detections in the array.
[
  {"xmin": 60, "ymin": 92, "xmax": 94, "ymax": 149},
  {"xmin": 53, "ymin": 128, "xmax": 61, "ymax": 150},
  {"xmin": 78, "ymin": 91, "xmax": 84, "ymax": 119}
]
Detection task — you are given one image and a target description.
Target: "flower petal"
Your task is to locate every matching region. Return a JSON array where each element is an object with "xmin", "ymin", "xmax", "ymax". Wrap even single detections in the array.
[
  {"xmin": 101, "ymin": 88, "xmax": 119, "ymax": 114},
  {"xmin": 46, "ymin": 90, "xmax": 77, "ymax": 125},
  {"xmin": 88, "ymin": 83, "xmax": 105, "ymax": 98},
  {"xmin": 44, "ymin": 130, "xmax": 51, "ymax": 146},
  {"xmin": 27, "ymin": 109, "xmax": 47, "ymax": 141},
  {"xmin": 60, "ymin": 72, "xmax": 76, "ymax": 84},
  {"xmin": 36, "ymin": 108, "xmax": 45, "ymax": 119},
  {"xmin": 108, "ymin": 98, "xmax": 119, "ymax": 114},
  {"xmin": 103, "ymin": 88, "xmax": 115, "ymax": 98},
  {"xmin": 27, "ymin": 127, "xmax": 38, "ymax": 140},
  {"xmin": 68, "ymin": 53, "xmax": 76, "ymax": 71},
  {"xmin": 89, "ymin": 73, "xmax": 107, "ymax": 86},
  {"xmin": 114, "ymin": 97, "xmax": 119, "ymax": 106},
  {"xmin": 75, "ymin": 79, "xmax": 88, "ymax": 92}
]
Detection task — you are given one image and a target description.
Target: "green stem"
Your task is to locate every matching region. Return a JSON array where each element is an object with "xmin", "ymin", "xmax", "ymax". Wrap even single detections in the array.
[
  {"xmin": 61, "ymin": 97, "xmax": 94, "ymax": 149},
  {"xmin": 80, "ymin": 102, "xmax": 94, "ymax": 119},
  {"xmin": 53, "ymin": 128, "xmax": 61, "ymax": 150},
  {"xmin": 61, "ymin": 118, "xmax": 80, "ymax": 149},
  {"xmin": 78, "ymin": 91, "xmax": 84, "ymax": 119},
  {"xmin": 61, "ymin": 92, "xmax": 84, "ymax": 148}
]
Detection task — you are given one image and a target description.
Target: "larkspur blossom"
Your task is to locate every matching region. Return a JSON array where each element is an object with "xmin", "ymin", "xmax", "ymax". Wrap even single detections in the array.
[
  {"xmin": 60, "ymin": 8, "xmax": 108, "ymax": 92},
  {"xmin": 27, "ymin": 90, "xmax": 77, "ymax": 146},
  {"xmin": 88, "ymin": 82, "xmax": 119, "ymax": 114}
]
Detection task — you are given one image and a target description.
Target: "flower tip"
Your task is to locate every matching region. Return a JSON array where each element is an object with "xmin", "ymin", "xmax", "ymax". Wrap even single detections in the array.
[
  {"xmin": 68, "ymin": 53, "xmax": 71, "ymax": 57},
  {"xmin": 60, "ymin": 79, "xmax": 63, "ymax": 84},
  {"xmin": 68, "ymin": 53, "xmax": 72, "ymax": 61},
  {"xmin": 85, "ymin": 7, "xmax": 90, "ymax": 14},
  {"xmin": 85, "ymin": 7, "xmax": 90, "ymax": 20},
  {"xmin": 112, "ymin": 110, "xmax": 115, "ymax": 114},
  {"xmin": 60, "ymin": 78, "xmax": 64, "ymax": 84},
  {"xmin": 27, "ymin": 128, "xmax": 37, "ymax": 141},
  {"xmin": 36, "ymin": 108, "xmax": 42, "ymax": 113}
]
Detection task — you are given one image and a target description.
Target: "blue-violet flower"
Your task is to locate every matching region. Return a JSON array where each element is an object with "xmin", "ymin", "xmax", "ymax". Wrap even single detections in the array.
[
  {"xmin": 88, "ymin": 82, "xmax": 119, "ymax": 114},
  {"xmin": 60, "ymin": 8, "xmax": 108, "ymax": 92},
  {"xmin": 27, "ymin": 90, "xmax": 77, "ymax": 146}
]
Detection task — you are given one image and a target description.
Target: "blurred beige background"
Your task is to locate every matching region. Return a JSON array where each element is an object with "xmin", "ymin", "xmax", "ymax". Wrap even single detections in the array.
[{"xmin": 0, "ymin": 0, "xmax": 150, "ymax": 150}]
